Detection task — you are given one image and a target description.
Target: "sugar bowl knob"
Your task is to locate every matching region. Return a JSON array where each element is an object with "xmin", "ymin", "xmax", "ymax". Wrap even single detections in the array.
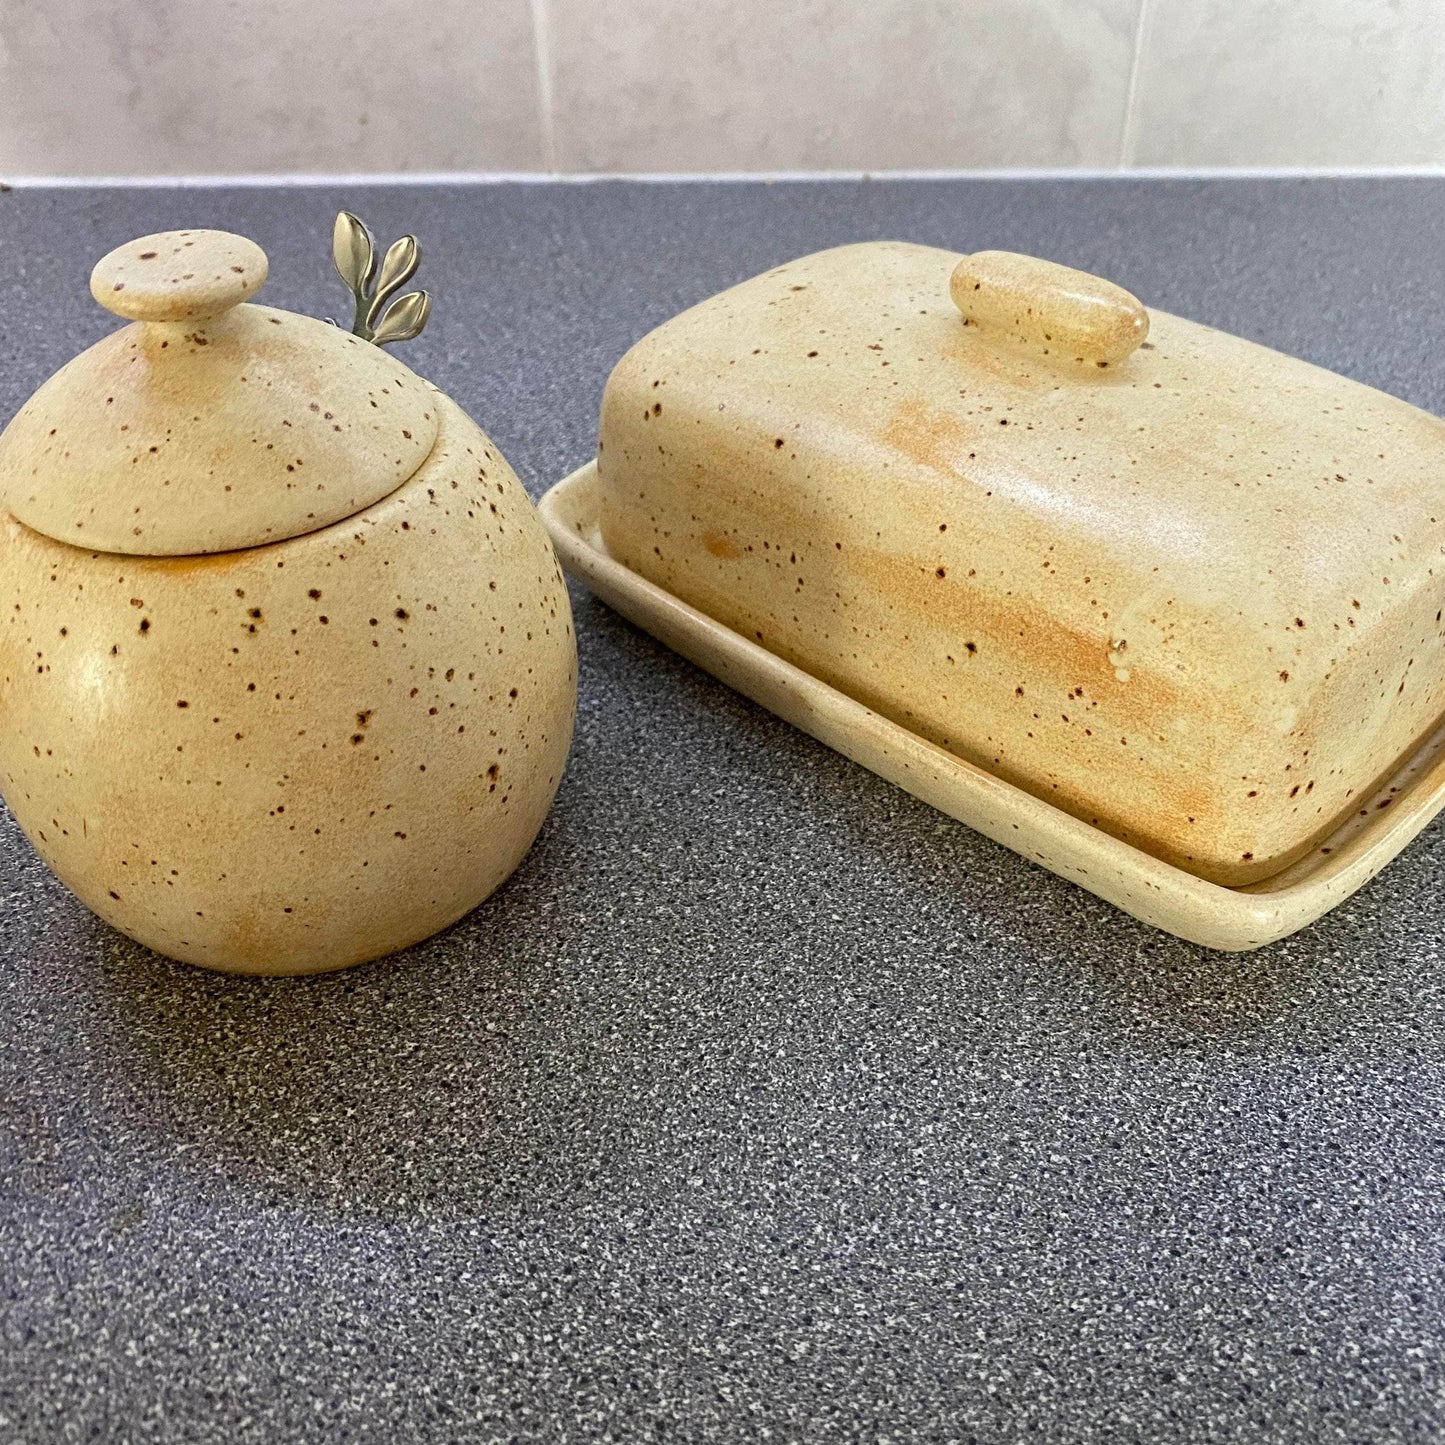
[{"xmin": 90, "ymin": 229, "xmax": 269, "ymax": 323}]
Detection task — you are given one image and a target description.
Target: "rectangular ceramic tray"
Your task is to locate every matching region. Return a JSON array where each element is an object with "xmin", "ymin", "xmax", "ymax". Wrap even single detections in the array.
[{"xmin": 540, "ymin": 462, "xmax": 1445, "ymax": 950}]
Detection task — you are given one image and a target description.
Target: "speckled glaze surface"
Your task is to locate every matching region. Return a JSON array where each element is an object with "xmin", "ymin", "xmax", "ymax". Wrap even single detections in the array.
[
  {"xmin": 89, "ymin": 228, "xmax": 269, "ymax": 322},
  {"xmin": 0, "ymin": 231, "xmax": 576, "ymax": 974},
  {"xmin": 950, "ymin": 249, "xmax": 1150, "ymax": 365},
  {"xmin": 546, "ymin": 460, "xmax": 1445, "ymax": 950},
  {"xmin": 599, "ymin": 240, "xmax": 1445, "ymax": 886},
  {"xmin": 0, "ymin": 230, "xmax": 439, "ymax": 556}
]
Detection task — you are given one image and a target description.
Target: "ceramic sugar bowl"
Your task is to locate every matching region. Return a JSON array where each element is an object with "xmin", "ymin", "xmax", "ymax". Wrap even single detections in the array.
[{"xmin": 0, "ymin": 219, "xmax": 576, "ymax": 975}]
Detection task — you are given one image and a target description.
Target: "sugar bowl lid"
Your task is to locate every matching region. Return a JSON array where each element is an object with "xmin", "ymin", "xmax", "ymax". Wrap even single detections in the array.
[{"xmin": 0, "ymin": 219, "xmax": 439, "ymax": 556}]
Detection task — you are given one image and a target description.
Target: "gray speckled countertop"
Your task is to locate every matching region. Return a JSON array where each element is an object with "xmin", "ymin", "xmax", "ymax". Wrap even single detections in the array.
[{"xmin": 3, "ymin": 179, "xmax": 1445, "ymax": 1444}]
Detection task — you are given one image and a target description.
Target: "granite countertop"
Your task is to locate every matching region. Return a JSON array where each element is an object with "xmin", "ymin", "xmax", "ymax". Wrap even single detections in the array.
[{"xmin": 3, "ymin": 178, "xmax": 1445, "ymax": 1444}]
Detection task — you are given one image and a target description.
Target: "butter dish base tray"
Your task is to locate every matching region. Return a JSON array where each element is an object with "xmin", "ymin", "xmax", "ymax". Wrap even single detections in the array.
[{"xmin": 540, "ymin": 462, "xmax": 1445, "ymax": 952}]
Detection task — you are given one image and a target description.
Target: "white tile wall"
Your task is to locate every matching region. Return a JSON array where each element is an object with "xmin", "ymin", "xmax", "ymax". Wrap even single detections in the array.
[
  {"xmin": 1, "ymin": 0, "xmax": 1441, "ymax": 176},
  {"xmin": 546, "ymin": 0, "xmax": 1141, "ymax": 172},
  {"xmin": 1128, "ymin": 0, "xmax": 1445, "ymax": 166},
  {"xmin": 0, "ymin": 0, "xmax": 545, "ymax": 175}
]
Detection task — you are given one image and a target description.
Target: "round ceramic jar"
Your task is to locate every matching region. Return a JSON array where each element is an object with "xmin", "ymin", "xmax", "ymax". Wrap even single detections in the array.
[{"xmin": 0, "ymin": 223, "xmax": 576, "ymax": 975}]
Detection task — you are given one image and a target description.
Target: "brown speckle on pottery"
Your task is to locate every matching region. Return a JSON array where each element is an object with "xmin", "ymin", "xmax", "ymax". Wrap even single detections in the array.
[
  {"xmin": 949, "ymin": 250, "xmax": 1148, "ymax": 366},
  {"xmin": 0, "ymin": 229, "xmax": 577, "ymax": 975},
  {"xmin": 90, "ymin": 229, "xmax": 269, "ymax": 323},
  {"xmin": 596, "ymin": 240, "xmax": 1445, "ymax": 887},
  {"xmin": 1, "ymin": 231, "xmax": 438, "ymax": 556}
]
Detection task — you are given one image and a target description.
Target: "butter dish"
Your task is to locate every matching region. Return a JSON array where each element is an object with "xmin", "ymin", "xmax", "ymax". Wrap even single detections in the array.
[{"xmin": 541, "ymin": 241, "xmax": 1445, "ymax": 946}]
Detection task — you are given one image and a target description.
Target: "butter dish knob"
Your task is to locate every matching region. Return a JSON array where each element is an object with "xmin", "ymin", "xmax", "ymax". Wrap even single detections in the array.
[
  {"xmin": 91, "ymin": 229, "xmax": 268, "ymax": 323},
  {"xmin": 950, "ymin": 251, "xmax": 1148, "ymax": 367}
]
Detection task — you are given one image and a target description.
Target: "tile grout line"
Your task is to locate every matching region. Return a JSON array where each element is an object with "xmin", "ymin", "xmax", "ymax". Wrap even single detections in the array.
[
  {"xmin": 1118, "ymin": 0, "xmax": 1154, "ymax": 169},
  {"xmin": 528, "ymin": 0, "xmax": 559, "ymax": 175}
]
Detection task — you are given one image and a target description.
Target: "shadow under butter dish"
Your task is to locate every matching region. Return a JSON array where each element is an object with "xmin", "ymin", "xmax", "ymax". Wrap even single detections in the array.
[
  {"xmin": 594, "ymin": 242, "xmax": 1445, "ymax": 891},
  {"xmin": 0, "ymin": 226, "xmax": 576, "ymax": 975}
]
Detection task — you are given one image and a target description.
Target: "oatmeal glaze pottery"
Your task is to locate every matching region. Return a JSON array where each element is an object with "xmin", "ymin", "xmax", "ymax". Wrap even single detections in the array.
[{"xmin": 0, "ymin": 218, "xmax": 576, "ymax": 975}]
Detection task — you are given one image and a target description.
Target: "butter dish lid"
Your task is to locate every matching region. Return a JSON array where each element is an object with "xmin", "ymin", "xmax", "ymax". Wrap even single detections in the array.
[
  {"xmin": 607, "ymin": 239, "xmax": 1445, "ymax": 615},
  {"xmin": 0, "ymin": 224, "xmax": 438, "ymax": 556},
  {"xmin": 597, "ymin": 241, "xmax": 1445, "ymax": 886}
]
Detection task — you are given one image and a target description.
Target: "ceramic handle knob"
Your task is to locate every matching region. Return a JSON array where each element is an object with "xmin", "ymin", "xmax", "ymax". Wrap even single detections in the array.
[
  {"xmin": 950, "ymin": 250, "xmax": 1148, "ymax": 367},
  {"xmin": 90, "ymin": 229, "xmax": 269, "ymax": 323}
]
